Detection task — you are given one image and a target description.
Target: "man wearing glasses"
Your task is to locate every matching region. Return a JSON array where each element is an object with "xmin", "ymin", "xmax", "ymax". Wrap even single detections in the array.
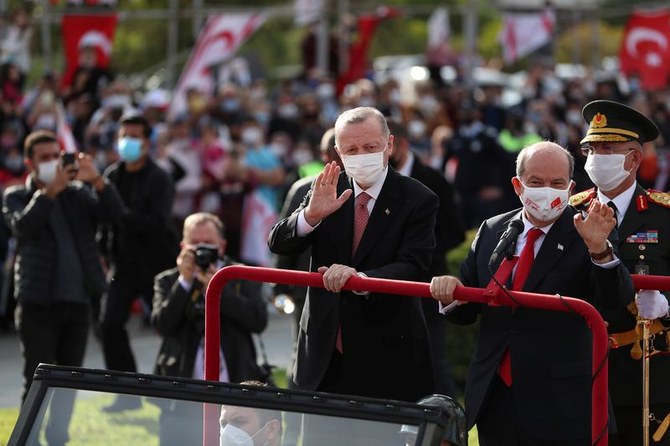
[{"xmin": 571, "ymin": 99, "xmax": 670, "ymax": 446}]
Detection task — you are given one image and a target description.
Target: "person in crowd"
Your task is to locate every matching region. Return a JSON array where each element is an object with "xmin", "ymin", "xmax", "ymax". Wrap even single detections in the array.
[
  {"xmin": 442, "ymin": 100, "xmax": 510, "ymax": 228},
  {"xmin": 220, "ymin": 383, "xmax": 283, "ymax": 446},
  {"xmin": 238, "ymin": 116, "xmax": 285, "ymax": 267},
  {"xmin": 570, "ymin": 99, "xmax": 670, "ymax": 446},
  {"xmin": 387, "ymin": 120, "xmax": 466, "ymax": 397},
  {"xmin": 268, "ymin": 106, "xmax": 438, "ymax": 402},
  {"xmin": 99, "ymin": 113, "xmax": 179, "ymax": 412},
  {"xmin": 152, "ymin": 212, "xmax": 268, "ymax": 446},
  {"xmin": 2, "ymin": 130, "xmax": 124, "ymax": 444},
  {"xmin": 430, "ymin": 141, "xmax": 635, "ymax": 445}
]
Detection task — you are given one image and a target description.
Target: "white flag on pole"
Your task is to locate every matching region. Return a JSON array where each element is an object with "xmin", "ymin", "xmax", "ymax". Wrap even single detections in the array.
[
  {"xmin": 294, "ymin": 0, "xmax": 323, "ymax": 26},
  {"xmin": 428, "ymin": 7, "xmax": 450, "ymax": 50},
  {"xmin": 169, "ymin": 12, "xmax": 266, "ymax": 118},
  {"xmin": 499, "ymin": 8, "xmax": 555, "ymax": 65}
]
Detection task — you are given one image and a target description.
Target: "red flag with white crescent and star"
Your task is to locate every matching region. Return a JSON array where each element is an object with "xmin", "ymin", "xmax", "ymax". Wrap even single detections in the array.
[
  {"xmin": 619, "ymin": 9, "xmax": 670, "ymax": 91},
  {"xmin": 61, "ymin": 14, "xmax": 118, "ymax": 88}
]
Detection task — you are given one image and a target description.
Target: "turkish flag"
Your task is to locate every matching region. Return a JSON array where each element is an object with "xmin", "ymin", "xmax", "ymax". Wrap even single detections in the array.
[
  {"xmin": 619, "ymin": 9, "xmax": 670, "ymax": 91},
  {"xmin": 61, "ymin": 14, "xmax": 118, "ymax": 88}
]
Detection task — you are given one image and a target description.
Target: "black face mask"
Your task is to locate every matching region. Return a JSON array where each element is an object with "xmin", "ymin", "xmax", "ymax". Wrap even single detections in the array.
[{"xmin": 389, "ymin": 157, "xmax": 400, "ymax": 169}]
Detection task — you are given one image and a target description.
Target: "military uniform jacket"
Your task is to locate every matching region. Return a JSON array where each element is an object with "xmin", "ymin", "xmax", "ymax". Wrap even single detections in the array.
[{"xmin": 572, "ymin": 184, "xmax": 670, "ymax": 407}]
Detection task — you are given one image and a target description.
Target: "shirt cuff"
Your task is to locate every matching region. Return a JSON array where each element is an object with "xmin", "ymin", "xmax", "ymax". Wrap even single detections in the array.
[
  {"xmin": 353, "ymin": 272, "xmax": 369, "ymax": 296},
  {"xmin": 591, "ymin": 254, "xmax": 620, "ymax": 269},
  {"xmin": 439, "ymin": 300, "xmax": 465, "ymax": 314},
  {"xmin": 178, "ymin": 275, "xmax": 194, "ymax": 292},
  {"xmin": 297, "ymin": 210, "xmax": 320, "ymax": 237}
]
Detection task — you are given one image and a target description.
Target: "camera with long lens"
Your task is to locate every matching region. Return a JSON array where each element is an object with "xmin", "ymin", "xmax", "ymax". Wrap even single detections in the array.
[{"xmin": 193, "ymin": 244, "xmax": 219, "ymax": 271}]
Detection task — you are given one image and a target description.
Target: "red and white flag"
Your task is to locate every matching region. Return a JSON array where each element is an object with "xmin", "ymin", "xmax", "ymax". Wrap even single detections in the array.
[
  {"xmin": 619, "ymin": 9, "xmax": 670, "ymax": 91},
  {"xmin": 169, "ymin": 13, "xmax": 265, "ymax": 118},
  {"xmin": 499, "ymin": 8, "xmax": 555, "ymax": 65},
  {"xmin": 61, "ymin": 14, "xmax": 118, "ymax": 88},
  {"xmin": 56, "ymin": 101, "xmax": 78, "ymax": 153}
]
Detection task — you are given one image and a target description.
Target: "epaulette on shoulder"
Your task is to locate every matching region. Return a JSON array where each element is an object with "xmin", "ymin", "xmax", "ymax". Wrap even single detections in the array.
[
  {"xmin": 569, "ymin": 188, "xmax": 596, "ymax": 207},
  {"xmin": 647, "ymin": 189, "xmax": 670, "ymax": 209}
]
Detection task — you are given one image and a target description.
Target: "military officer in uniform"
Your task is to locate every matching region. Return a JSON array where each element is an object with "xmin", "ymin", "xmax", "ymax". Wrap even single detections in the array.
[{"xmin": 570, "ymin": 99, "xmax": 670, "ymax": 446}]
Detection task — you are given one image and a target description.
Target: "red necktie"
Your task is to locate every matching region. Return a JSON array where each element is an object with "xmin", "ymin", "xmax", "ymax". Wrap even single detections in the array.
[
  {"xmin": 499, "ymin": 227, "xmax": 543, "ymax": 386},
  {"xmin": 336, "ymin": 192, "xmax": 372, "ymax": 354},
  {"xmin": 351, "ymin": 192, "xmax": 371, "ymax": 255}
]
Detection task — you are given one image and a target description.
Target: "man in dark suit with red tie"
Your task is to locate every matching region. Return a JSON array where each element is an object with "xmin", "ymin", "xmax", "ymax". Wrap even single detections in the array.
[
  {"xmin": 430, "ymin": 141, "xmax": 635, "ymax": 445},
  {"xmin": 268, "ymin": 106, "xmax": 438, "ymax": 402}
]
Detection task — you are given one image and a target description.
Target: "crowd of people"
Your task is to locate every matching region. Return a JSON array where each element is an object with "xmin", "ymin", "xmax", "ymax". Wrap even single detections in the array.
[{"xmin": 0, "ymin": 6, "xmax": 669, "ymax": 444}]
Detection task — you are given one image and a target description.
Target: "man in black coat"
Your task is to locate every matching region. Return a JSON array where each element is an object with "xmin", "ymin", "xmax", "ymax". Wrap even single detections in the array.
[
  {"xmin": 152, "ymin": 212, "xmax": 267, "ymax": 446},
  {"xmin": 99, "ymin": 113, "xmax": 179, "ymax": 412},
  {"xmin": 570, "ymin": 99, "xmax": 670, "ymax": 446},
  {"xmin": 431, "ymin": 141, "xmax": 634, "ymax": 445},
  {"xmin": 387, "ymin": 120, "xmax": 465, "ymax": 397},
  {"xmin": 268, "ymin": 107, "xmax": 438, "ymax": 402},
  {"xmin": 2, "ymin": 130, "xmax": 124, "ymax": 445}
]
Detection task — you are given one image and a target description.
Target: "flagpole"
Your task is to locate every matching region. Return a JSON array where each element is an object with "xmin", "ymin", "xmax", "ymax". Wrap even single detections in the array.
[
  {"xmin": 40, "ymin": 0, "xmax": 52, "ymax": 71},
  {"xmin": 317, "ymin": 0, "xmax": 329, "ymax": 76},
  {"xmin": 166, "ymin": 0, "xmax": 179, "ymax": 89}
]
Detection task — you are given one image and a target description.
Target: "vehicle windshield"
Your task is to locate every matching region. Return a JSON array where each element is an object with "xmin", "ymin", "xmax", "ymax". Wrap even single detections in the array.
[{"xmin": 11, "ymin": 366, "xmax": 442, "ymax": 446}]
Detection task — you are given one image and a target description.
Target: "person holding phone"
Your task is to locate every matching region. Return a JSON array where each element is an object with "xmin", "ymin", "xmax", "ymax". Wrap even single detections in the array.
[{"xmin": 2, "ymin": 130, "xmax": 124, "ymax": 445}]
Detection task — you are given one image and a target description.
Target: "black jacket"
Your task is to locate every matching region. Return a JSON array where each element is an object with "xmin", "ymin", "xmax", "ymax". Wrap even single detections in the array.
[
  {"xmin": 151, "ymin": 259, "xmax": 268, "ymax": 383},
  {"xmin": 2, "ymin": 177, "xmax": 124, "ymax": 305},
  {"xmin": 103, "ymin": 159, "xmax": 179, "ymax": 279}
]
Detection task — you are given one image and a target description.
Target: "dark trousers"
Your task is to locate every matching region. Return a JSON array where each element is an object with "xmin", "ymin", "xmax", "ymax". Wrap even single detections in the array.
[
  {"xmin": 100, "ymin": 271, "xmax": 153, "ymax": 372},
  {"xmin": 610, "ymin": 404, "xmax": 670, "ymax": 446},
  {"xmin": 477, "ymin": 375, "xmax": 590, "ymax": 446},
  {"xmin": 15, "ymin": 301, "xmax": 89, "ymax": 445}
]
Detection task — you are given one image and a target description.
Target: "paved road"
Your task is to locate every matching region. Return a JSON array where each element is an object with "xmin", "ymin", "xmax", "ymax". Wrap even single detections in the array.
[{"xmin": 0, "ymin": 307, "xmax": 294, "ymax": 409}]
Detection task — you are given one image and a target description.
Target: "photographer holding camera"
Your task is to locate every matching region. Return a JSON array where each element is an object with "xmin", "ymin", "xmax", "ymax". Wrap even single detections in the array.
[
  {"xmin": 151, "ymin": 212, "xmax": 269, "ymax": 446},
  {"xmin": 2, "ymin": 130, "xmax": 124, "ymax": 445}
]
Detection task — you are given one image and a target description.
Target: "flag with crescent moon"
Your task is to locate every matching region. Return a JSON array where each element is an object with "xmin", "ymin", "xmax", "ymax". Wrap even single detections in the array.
[
  {"xmin": 169, "ymin": 13, "xmax": 266, "ymax": 119},
  {"xmin": 61, "ymin": 13, "xmax": 118, "ymax": 88},
  {"xmin": 619, "ymin": 9, "xmax": 670, "ymax": 91}
]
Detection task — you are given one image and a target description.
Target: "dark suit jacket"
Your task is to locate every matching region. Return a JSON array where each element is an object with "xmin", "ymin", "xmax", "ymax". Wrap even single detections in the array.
[
  {"xmin": 576, "ymin": 184, "xmax": 670, "ymax": 407},
  {"xmin": 409, "ymin": 157, "xmax": 466, "ymax": 277},
  {"xmin": 448, "ymin": 207, "xmax": 634, "ymax": 441},
  {"xmin": 151, "ymin": 260, "xmax": 268, "ymax": 383},
  {"xmin": 268, "ymin": 168, "xmax": 439, "ymax": 402}
]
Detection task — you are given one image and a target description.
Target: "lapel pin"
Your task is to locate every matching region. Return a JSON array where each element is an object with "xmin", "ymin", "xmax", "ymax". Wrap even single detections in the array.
[
  {"xmin": 557, "ymin": 243, "xmax": 564, "ymax": 251},
  {"xmin": 385, "ymin": 208, "xmax": 390, "ymax": 215}
]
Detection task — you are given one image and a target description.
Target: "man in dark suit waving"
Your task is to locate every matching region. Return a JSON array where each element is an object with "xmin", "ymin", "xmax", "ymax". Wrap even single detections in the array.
[
  {"xmin": 430, "ymin": 141, "xmax": 634, "ymax": 445},
  {"xmin": 268, "ymin": 106, "xmax": 438, "ymax": 402}
]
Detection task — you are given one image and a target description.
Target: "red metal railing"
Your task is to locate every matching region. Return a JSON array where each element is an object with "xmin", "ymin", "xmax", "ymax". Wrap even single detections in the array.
[{"xmin": 202, "ymin": 266, "xmax": 670, "ymax": 446}]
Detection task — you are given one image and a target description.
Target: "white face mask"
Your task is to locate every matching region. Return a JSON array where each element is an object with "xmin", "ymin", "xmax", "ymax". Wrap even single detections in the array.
[
  {"xmin": 341, "ymin": 150, "xmax": 385, "ymax": 188},
  {"xmin": 37, "ymin": 159, "xmax": 59, "ymax": 184},
  {"xmin": 584, "ymin": 153, "xmax": 632, "ymax": 192},
  {"xmin": 518, "ymin": 179, "xmax": 571, "ymax": 222},
  {"xmin": 220, "ymin": 423, "xmax": 268, "ymax": 446},
  {"xmin": 241, "ymin": 128, "xmax": 263, "ymax": 147}
]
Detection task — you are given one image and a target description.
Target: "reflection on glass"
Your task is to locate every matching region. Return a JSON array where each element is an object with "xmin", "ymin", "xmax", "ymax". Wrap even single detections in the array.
[{"xmin": 24, "ymin": 388, "xmax": 420, "ymax": 446}]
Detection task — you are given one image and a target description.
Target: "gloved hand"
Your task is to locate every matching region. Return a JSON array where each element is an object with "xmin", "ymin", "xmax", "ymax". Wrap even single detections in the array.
[{"xmin": 636, "ymin": 290, "xmax": 670, "ymax": 320}]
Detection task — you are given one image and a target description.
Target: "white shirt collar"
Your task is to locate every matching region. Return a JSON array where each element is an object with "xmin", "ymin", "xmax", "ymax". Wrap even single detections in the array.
[
  {"xmin": 596, "ymin": 182, "xmax": 637, "ymax": 225},
  {"xmin": 520, "ymin": 211, "xmax": 555, "ymax": 236},
  {"xmin": 352, "ymin": 166, "xmax": 388, "ymax": 201},
  {"xmin": 397, "ymin": 152, "xmax": 415, "ymax": 177}
]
